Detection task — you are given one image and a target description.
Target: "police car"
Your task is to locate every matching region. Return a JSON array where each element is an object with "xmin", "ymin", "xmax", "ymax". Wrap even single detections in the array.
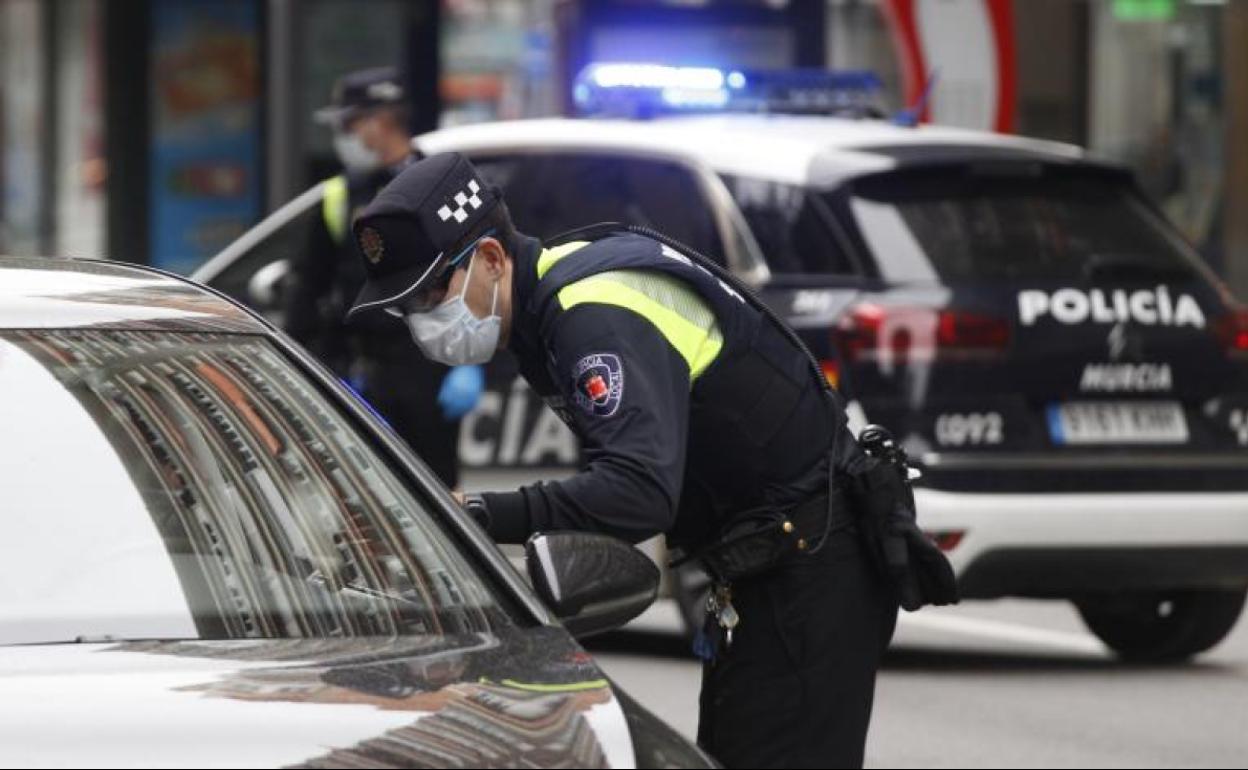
[{"xmin": 196, "ymin": 65, "xmax": 1248, "ymax": 662}]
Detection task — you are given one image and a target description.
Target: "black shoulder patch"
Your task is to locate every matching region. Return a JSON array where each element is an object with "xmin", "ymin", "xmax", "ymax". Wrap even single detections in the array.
[{"xmin": 571, "ymin": 353, "xmax": 624, "ymax": 418}]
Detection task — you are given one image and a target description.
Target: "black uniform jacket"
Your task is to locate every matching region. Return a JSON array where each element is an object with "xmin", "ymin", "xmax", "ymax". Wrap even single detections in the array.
[
  {"xmin": 481, "ymin": 234, "xmax": 851, "ymax": 548},
  {"xmin": 284, "ymin": 163, "xmax": 423, "ymax": 369}
]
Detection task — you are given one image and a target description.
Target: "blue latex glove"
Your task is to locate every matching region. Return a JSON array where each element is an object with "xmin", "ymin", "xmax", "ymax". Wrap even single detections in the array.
[{"xmin": 438, "ymin": 365, "xmax": 484, "ymax": 421}]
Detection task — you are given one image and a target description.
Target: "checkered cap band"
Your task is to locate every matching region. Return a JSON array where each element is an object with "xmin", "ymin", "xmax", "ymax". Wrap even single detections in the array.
[{"xmin": 435, "ymin": 179, "xmax": 484, "ymax": 224}]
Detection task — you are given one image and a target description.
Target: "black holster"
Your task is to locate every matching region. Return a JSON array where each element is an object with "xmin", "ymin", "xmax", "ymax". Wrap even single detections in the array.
[
  {"xmin": 843, "ymin": 441, "xmax": 959, "ymax": 612},
  {"xmin": 681, "ymin": 489, "xmax": 853, "ymax": 584}
]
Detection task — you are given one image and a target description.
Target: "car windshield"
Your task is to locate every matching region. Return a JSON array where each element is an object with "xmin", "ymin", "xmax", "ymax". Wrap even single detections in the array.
[
  {"xmin": 845, "ymin": 166, "xmax": 1203, "ymax": 284},
  {"xmin": 0, "ymin": 330, "xmax": 514, "ymax": 645}
]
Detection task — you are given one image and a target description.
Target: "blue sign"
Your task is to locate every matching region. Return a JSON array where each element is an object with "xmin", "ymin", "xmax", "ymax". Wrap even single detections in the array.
[{"xmin": 149, "ymin": 0, "xmax": 261, "ymax": 274}]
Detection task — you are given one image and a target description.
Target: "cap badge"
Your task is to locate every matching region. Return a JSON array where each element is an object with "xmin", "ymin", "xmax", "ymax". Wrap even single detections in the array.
[
  {"xmin": 360, "ymin": 226, "xmax": 385, "ymax": 265},
  {"xmin": 366, "ymin": 82, "xmax": 402, "ymax": 101}
]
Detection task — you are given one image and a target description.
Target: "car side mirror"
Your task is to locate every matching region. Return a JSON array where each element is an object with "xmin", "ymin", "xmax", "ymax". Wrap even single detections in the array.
[{"xmin": 524, "ymin": 531, "xmax": 659, "ymax": 639}]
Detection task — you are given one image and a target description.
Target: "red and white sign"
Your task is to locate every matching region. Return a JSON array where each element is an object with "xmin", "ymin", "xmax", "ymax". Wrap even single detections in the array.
[{"xmin": 883, "ymin": 0, "xmax": 1016, "ymax": 133}]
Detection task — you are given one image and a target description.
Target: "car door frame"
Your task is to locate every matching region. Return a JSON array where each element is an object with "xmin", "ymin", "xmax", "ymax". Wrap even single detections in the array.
[{"xmin": 192, "ymin": 180, "xmax": 327, "ymax": 293}]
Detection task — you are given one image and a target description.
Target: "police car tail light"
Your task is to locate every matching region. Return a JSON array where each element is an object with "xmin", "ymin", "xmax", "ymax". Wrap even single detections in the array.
[
  {"xmin": 928, "ymin": 530, "xmax": 965, "ymax": 552},
  {"xmin": 1214, "ymin": 310, "xmax": 1248, "ymax": 356},
  {"xmin": 836, "ymin": 304, "xmax": 1009, "ymax": 363},
  {"xmin": 936, "ymin": 310, "xmax": 1011, "ymax": 356},
  {"xmin": 835, "ymin": 303, "xmax": 888, "ymax": 362}
]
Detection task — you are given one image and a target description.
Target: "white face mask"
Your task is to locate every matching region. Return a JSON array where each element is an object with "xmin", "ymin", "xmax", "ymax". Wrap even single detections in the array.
[
  {"xmin": 333, "ymin": 131, "xmax": 382, "ymax": 173},
  {"xmin": 403, "ymin": 249, "xmax": 501, "ymax": 366}
]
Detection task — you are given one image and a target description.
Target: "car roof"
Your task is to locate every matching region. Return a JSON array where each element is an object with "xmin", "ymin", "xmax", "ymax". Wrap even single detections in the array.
[
  {"xmin": 417, "ymin": 114, "xmax": 1089, "ymax": 187},
  {"xmin": 0, "ymin": 255, "xmax": 267, "ymax": 333}
]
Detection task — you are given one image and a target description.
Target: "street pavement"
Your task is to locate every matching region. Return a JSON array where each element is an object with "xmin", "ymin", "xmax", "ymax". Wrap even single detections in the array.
[{"xmin": 585, "ymin": 598, "xmax": 1248, "ymax": 768}]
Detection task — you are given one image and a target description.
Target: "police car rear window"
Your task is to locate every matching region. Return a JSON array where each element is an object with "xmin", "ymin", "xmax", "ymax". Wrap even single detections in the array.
[
  {"xmin": 845, "ymin": 166, "xmax": 1201, "ymax": 285},
  {"xmin": 720, "ymin": 175, "xmax": 859, "ymax": 276},
  {"xmin": 472, "ymin": 153, "xmax": 726, "ymax": 264}
]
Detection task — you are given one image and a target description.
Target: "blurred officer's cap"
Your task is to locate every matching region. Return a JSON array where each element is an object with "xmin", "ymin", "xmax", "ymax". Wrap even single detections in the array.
[
  {"xmin": 315, "ymin": 66, "xmax": 405, "ymax": 126},
  {"xmin": 346, "ymin": 153, "xmax": 502, "ymax": 319}
]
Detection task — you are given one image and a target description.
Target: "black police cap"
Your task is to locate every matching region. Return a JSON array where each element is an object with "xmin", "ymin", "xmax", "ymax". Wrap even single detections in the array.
[
  {"xmin": 346, "ymin": 153, "xmax": 501, "ymax": 319},
  {"xmin": 314, "ymin": 66, "xmax": 405, "ymax": 126}
]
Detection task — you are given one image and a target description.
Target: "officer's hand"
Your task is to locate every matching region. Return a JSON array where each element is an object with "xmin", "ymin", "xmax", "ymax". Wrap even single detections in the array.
[
  {"xmin": 458, "ymin": 493, "xmax": 491, "ymax": 532},
  {"xmin": 438, "ymin": 365, "xmax": 484, "ymax": 421}
]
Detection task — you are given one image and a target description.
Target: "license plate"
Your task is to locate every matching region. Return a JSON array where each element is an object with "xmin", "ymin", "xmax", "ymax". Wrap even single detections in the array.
[{"xmin": 1047, "ymin": 402, "xmax": 1189, "ymax": 445}]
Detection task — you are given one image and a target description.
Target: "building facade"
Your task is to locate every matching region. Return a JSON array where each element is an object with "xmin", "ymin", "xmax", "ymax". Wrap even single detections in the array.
[{"xmin": 1, "ymin": 0, "xmax": 1244, "ymax": 294}]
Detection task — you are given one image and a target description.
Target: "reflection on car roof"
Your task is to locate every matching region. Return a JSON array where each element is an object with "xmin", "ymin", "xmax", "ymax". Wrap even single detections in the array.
[{"xmin": 0, "ymin": 256, "xmax": 265, "ymax": 333}]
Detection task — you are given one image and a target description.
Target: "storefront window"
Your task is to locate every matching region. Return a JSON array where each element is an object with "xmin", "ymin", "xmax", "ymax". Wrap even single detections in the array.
[
  {"xmin": 55, "ymin": 0, "xmax": 106, "ymax": 259},
  {"xmin": 0, "ymin": 0, "xmax": 47, "ymax": 256},
  {"xmin": 300, "ymin": 0, "xmax": 409, "ymax": 159},
  {"xmin": 148, "ymin": 0, "xmax": 263, "ymax": 275},
  {"xmin": 441, "ymin": 0, "xmax": 559, "ymax": 126},
  {"xmin": 1089, "ymin": 1, "xmax": 1225, "ymax": 268}
]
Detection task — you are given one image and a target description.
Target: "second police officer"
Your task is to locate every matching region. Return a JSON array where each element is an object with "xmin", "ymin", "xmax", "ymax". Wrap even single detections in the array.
[
  {"xmin": 344, "ymin": 152, "xmax": 956, "ymax": 769},
  {"xmin": 284, "ymin": 67, "xmax": 481, "ymax": 488}
]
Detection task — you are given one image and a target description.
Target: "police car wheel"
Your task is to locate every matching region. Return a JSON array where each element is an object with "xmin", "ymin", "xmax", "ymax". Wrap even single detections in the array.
[
  {"xmin": 1075, "ymin": 588, "xmax": 1247, "ymax": 663},
  {"xmin": 672, "ymin": 563, "xmax": 713, "ymax": 639}
]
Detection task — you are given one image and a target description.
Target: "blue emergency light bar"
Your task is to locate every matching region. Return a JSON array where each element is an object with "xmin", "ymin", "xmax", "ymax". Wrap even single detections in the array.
[{"xmin": 573, "ymin": 63, "xmax": 884, "ymax": 119}]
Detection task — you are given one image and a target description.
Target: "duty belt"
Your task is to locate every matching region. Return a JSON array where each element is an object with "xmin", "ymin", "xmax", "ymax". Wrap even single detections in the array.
[
  {"xmin": 686, "ymin": 488, "xmax": 855, "ymax": 663},
  {"xmin": 677, "ymin": 486, "xmax": 855, "ymax": 584}
]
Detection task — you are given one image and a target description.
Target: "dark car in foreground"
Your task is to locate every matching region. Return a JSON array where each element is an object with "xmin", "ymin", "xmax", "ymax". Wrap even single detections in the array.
[{"xmin": 0, "ymin": 255, "xmax": 712, "ymax": 768}]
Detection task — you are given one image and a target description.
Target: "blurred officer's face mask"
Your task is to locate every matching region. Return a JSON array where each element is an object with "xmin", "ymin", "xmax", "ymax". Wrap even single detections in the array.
[
  {"xmin": 333, "ymin": 123, "xmax": 382, "ymax": 174},
  {"xmin": 399, "ymin": 237, "xmax": 501, "ymax": 366}
]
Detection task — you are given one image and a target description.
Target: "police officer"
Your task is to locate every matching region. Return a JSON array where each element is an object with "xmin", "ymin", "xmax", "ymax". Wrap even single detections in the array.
[
  {"xmin": 344, "ymin": 152, "xmax": 901, "ymax": 768},
  {"xmin": 285, "ymin": 68, "xmax": 481, "ymax": 488}
]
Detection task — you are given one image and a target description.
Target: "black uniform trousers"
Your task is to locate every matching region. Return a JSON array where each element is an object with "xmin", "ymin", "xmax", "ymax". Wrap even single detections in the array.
[{"xmin": 697, "ymin": 525, "xmax": 899, "ymax": 769}]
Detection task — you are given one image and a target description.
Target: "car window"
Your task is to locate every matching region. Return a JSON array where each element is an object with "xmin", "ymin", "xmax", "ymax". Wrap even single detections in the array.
[
  {"xmin": 206, "ymin": 196, "xmax": 322, "ymax": 322},
  {"xmin": 845, "ymin": 166, "xmax": 1203, "ymax": 284},
  {"xmin": 473, "ymin": 153, "xmax": 726, "ymax": 264},
  {"xmin": 720, "ymin": 175, "xmax": 858, "ymax": 276},
  {"xmin": 0, "ymin": 329, "xmax": 516, "ymax": 645}
]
